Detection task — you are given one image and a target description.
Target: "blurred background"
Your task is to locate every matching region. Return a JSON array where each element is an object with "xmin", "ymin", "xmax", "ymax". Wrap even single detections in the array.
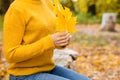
[
  {"xmin": 0, "ymin": 0, "xmax": 120, "ymax": 80},
  {"xmin": 0, "ymin": 0, "xmax": 120, "ymax": 24}
]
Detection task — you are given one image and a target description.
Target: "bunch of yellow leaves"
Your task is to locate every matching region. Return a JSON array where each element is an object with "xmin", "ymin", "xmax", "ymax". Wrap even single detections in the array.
[{"xmin": 54, "ymin": 0, "xmax": 77, "ymax": 32}]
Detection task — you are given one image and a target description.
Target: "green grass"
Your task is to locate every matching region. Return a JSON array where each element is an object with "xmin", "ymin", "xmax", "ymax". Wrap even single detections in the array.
[
  {"xmin": 76, "ymin": 13, "xmax": 120, "ymax": 24},
  {"xmin": 76, "ymin": 13, "xmax": 102, "ymax": 24},
  {"xmin": 0, "ymin": 16, "xmax": 3, "ymax": 30}
]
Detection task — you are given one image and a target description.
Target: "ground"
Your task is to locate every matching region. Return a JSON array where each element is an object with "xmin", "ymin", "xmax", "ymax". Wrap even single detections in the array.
[{"xmin": 68, "ymin": 24, "xmax": 120, "ymax": 80}]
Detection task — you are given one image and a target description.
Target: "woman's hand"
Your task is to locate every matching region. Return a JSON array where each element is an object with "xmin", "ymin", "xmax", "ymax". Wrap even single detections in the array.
[{"xmin": 51, "ymin": 32, "xmax": 72, "ymax": 48}]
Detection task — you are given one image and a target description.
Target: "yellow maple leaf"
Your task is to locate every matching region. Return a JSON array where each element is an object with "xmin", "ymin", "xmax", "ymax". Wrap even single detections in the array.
[{"xmin": 54, "ymin": 0, "xmax": 77, "ymax": 32}]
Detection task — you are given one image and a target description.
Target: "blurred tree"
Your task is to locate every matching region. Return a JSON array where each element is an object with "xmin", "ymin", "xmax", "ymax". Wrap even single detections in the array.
[
  {"xmin": 74, "ymin": 0, "xmax": 97, "ymax": 15},
  {"xmin": 0, "ymin": 0, "xmax": 13, "ymax": 15},
  {"xmin": 88, "ymin": 0, "xmax": 96, "ymax": 15},
  {"xmin": 72, "ymin": 0, "xmax": 80, "ymax": 14},
  {"xmin": 0, "ymin": 0, "xmax": 2, "ymax": 14},
  {"xmin": 78, "ymin": 0, "xmax": 88, "ymax": 14},
  {"xmin": 60, "ymin": 0, "xmax": 75, "ymax": 12},
  {"xmin": 117, "ymin": 0, "xmax": 120, "ymax": 18},
  {"xmin": 96, "ymin": 0, "xmax": 118, "ymax": 17}
]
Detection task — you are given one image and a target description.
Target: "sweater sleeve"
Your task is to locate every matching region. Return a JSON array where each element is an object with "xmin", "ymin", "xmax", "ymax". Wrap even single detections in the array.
[{"xmin": 3, "ymin": 6, "xmax": 55, "ymax": 63}]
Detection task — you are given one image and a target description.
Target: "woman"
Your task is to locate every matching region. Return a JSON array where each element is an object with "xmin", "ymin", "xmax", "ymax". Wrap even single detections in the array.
[{"xmin": 3, "ymin": 0, "xmax": 91, "ymax": 80}]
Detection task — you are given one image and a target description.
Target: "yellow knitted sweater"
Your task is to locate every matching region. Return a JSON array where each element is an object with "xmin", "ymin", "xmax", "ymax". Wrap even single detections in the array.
[{"xmin": 3, "ymin": 0, "xmax": 56, "ymax": 76}]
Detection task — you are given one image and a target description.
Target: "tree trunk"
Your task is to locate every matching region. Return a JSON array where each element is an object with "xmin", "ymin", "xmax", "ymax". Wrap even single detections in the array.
[
  {"xmin": 88, "ymin": 4, "xmax": 96, "ymax": 15},
  {"xmin": 100, "ymin": 13, "xmax": 117, "ymax": 32}
]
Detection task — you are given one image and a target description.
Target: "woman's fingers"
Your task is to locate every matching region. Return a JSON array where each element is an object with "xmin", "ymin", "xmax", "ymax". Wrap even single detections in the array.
[
  {"xmin": 56, "ymin": 38, "xmax": 69, "ymax": 44},
  {"xmin": 51, "ymin": 32, "xmax": 72, "ymax": 48},
  {"xmin": 56, "ymin": 33, "xmax": 70, "ymax": 41},
  {"xmin": 59, "ymin": 41, "xmax": 69, "ymax": 46}
]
